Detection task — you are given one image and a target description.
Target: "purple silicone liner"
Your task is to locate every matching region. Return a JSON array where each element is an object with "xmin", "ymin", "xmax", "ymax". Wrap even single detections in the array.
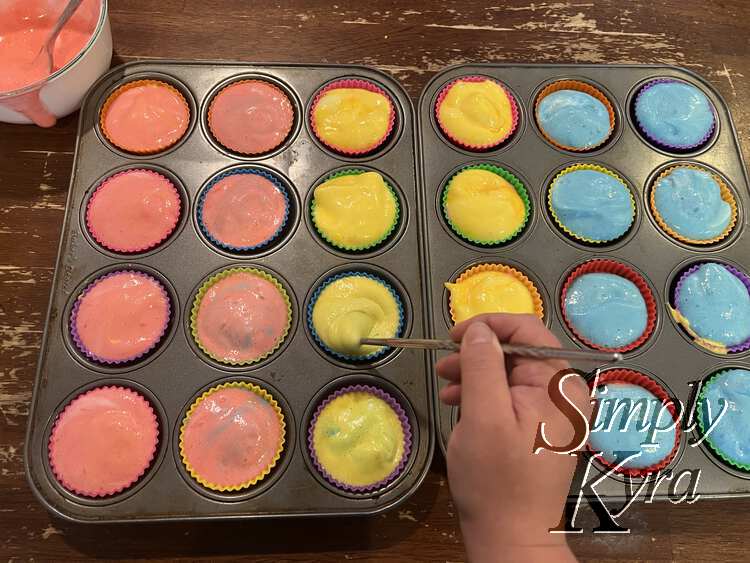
[
  {"xmin": 673, "ymin": 262, "xmax": 750, "ymax": 353},
  {"xmin": 634, "ymin": 78, "xmax": 717, "ymax": 151},
  {"xmin": 69, "ymin": 270, "xmax": 172, "ymax": 364},
  {"xmin": 307, "ymin": 384, "xmax": 413, "ymax": 493}
]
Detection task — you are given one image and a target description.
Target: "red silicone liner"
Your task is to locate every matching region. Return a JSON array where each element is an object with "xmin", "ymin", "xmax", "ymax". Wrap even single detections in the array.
[
  {"xmin": 587, "ymin": 369, "xmax": 681, "ymax": 477},
  {"xmin": 560, "ymin": 259, "xmax": 657, "ymax": 353},
  {"xmin": 434, "ymin": 75, "xmax": 519, "ymax": 151},
  {"xmin": 309, "ymin": 78, "xmax": 396, "ymax": 156}
]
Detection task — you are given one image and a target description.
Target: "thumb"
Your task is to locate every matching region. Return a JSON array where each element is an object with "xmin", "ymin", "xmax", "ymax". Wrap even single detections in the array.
[{"xmin": 459, "ymin": 321, "xmax": 514, "ymax": 424}]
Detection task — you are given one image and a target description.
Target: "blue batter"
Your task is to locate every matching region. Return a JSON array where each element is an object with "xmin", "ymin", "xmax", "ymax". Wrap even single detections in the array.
[
  {"xmin": 653, "ymin": 167, "xmax": 731, "ymax": 241},
  {"xmin": 635, "ymin": 80, "xmax": 714, "ymax": 148},
  {"xmin": 537, "ymin": 90, "xmax": 611, "ymax": 149},
  {"xmin": 675, "ymin": 263, "xmax": 750, "ymax": 347},
  {"xmin": 550, "ymin": 169, "xmax": 633, "ymax": 242},
  {"xmin": 589, "ymin": 382, "xmax": 677, "ymax": 469},
  {"xmin": 700, "ymin": 369, "xmax": 750, "ymax": 467},
  {"xmin": 564, "ymin": 273, "xmax": 648, "ymax": 348}
]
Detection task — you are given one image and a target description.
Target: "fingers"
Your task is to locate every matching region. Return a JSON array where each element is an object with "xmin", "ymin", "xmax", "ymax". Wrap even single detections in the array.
[
  {"xmin": 439, "ymin": 382, "xmax": 461, "ymax": 406},
  {"xmin": 435, "ymin": 352, "xmax": 460, "ymax": 382},
  {"xmin": 458, "ymin": 321, "xmax": 514, "ymax": 425}
]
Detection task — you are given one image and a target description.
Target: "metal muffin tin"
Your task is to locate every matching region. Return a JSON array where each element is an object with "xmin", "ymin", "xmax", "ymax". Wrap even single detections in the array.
[
  {"xmin": 25, "ymin": 61, "xmax": 433, "ymax": 522},
  {"xmin": 418, "ymin": 64, "xmax": 750, "ymax": 500}
]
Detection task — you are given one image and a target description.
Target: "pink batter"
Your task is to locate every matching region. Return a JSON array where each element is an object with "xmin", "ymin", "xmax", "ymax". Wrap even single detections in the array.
[
  {"xmin": 49, "ymin": 386, "xmax": 158, "ymax": 496},
  {"xmin": 201, "ymin": 173, "xmax": 286, "ymax": 248},
  {"xmin": 195, "ymin": 271, "xmax": 289, "ymax": 364},
  {"xmin": 181, "ymin": 386, "xmax": 283, "ymax": 488},
  {"xmin": 208, "ymin": 80, "xmax": 294, "ymax": 154},
  {"xmin": 74, "ymin": 271, "xmax": 169, "ymax": 362},
  {"xmin": 87, "ymin": 169, "xmax": 181, "ymax": 253},
  {"xmin": 101, "ymin": 81, "xmax": 190, "ymax": 153},
  {"xmin": 0, "ymin": 0, "xmax": 100, "ymax": 126}
]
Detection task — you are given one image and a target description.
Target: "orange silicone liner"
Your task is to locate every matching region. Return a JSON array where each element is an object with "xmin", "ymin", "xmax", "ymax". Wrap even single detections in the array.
[
  {"xmin": 99, "ymin": 79, "xmax": 191, "ymax": 155},
  {"xmin": 447, "ymin": 263, "xmax": 544, "ymax": 323},
  {"xmin": 534, "ymin": 80, "xmax": 615, "ymax": 152},
  {"xmin": 588, "ymin": 369, "xmax": 681, "ymax": 477},
  {"xmin": 434, "ymin": 75, "xmax": 519, "ymax": 151},
  {"xmin": 560, "ymin": 259, "xmax": 657, "ymax": 353},
  {"xmin": 650, "ymin": 164, "xmax": 738, "ymax": 246},
  {"xmin": 309, "ymin": 78, "xmax": 396, "ymax": 156}
]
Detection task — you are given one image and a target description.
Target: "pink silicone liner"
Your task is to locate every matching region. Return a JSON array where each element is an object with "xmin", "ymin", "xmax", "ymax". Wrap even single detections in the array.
[
  {"xmin": 307, "ymin": 384, "xmax": 412, "ymax": 493},
  {"xmin": 309, "ymin": 78, "xmax": 396, "ymax": 156}
]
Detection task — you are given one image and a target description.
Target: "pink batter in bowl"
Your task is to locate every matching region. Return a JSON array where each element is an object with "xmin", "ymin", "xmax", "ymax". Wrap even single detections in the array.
[
  {"xmin": 0, "ymin": 0, "xmax": 112, "ymax": 127},
  {"xmin": 48, "ymin": 385, "xmax": 159, "ymax": 497}
]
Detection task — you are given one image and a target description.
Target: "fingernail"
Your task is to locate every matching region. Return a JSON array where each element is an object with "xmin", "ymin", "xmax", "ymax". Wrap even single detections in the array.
[{"xmin": 464, "ymin": 322, "xmax": 492, "ymax": 344}]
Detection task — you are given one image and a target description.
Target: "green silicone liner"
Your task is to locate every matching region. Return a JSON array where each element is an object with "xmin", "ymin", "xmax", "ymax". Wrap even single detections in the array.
[
  {"xmin": 696, "ymin": 370, "xmax": 750, "ymax": 472},
  {"xmin": 190, "ymin": 267, "xmax": 292, "ymax": 366},
  {"xmin": 311, "ymin": 169, "xmax": 400, "ymax": 252},
  {"xmin": 441, "ymin": 163, "xmax": 531, "ymax": 246}
]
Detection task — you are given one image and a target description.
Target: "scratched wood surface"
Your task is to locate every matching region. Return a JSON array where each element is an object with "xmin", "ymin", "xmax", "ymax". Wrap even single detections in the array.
[{"xmin": 2, "ymin": 0, "xmax": 750, "ymax": 561}]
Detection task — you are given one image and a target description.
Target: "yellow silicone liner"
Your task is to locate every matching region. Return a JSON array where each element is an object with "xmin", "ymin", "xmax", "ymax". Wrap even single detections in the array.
[
  {"xmin": 650, "ymin": 165, "xmax": 737, "ymax": 245},
  {"xmin": 547, "ymin": 163, "xmax": 635, "ymax": 244},
  {"xmin": 99, "ymin": 79, "xmax": 190, "ymax": 155},
  {"xmin": 179, "ymin": 381, "xmax": 286, "ymax": 492},
  {"xmin": 447, "ymin": 263, "xmax": 544, "ymax": 323},
  {"xmin": 190, "ymin": 268, "xmax": 292, "ymax": 366}
]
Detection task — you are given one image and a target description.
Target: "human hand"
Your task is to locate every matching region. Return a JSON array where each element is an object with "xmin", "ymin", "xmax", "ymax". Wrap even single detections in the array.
[{"xmin": 436, "ymin": 314, "xmax": 592, "ymax": 563}]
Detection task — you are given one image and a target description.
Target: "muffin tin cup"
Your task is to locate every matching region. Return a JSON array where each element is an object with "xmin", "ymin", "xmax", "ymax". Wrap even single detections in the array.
[
  {"xmin": 547, "ymin": 163, "xmax": 636, "ymax": 245},
  {"xmin": 588, "ymin": 369, "xmax": 682, "ymax": 478},
  {"xmin": 634, "ymin": 78, "xmax": 717, "ymax": 152},
  {"xmin": 310, "ymin": 168, "xmax": 401, "ymax": 252},
  {"xmin": 560, "ymin": 259, "xmax": 657, "ymax": 353},
  {"xmin": 434, "ymin": 75, "xmax": 520, "ymax": 151},
  {"xmin": 309, "ymin": 78, "xmax": 396, "ymax": 156},
  {"xmin": 196, "ymin": 167, "xmax": 291, "ymax": 253},
  {"xmin": 534, "ymin": 79, "xmax": 616, "ymax": 152},
  {"xmin": 649, "ymin": 164, "xmax": 737, "ymax": 246},
  {"xmin": 69, "ymin": 270, "xmax": 172, "ymax": 365},
  {"xmin": 670, "ymin": 262, "xmax": 750, "ymax": 354},
  {"xmin": 307, "ymin": 384, "xmax": 413, "ymax": 493}
]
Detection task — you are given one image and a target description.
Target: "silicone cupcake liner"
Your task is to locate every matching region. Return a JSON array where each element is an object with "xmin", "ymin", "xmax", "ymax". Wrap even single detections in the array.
[
  {"xmin": 310, "ymin": 168, "xmax": 400, "ymax": 252},
  {"xmin": 190, "ymin": 268, "xmax": 292, "ymax": 366},
  {"xmin": 560, "ymin": 259, "xmax": 657, "ymax": 353},
  {"xmin": 588, "ymin": 369, "xmax": 681, "ymax": 477},
  {"xmin": 69, "ymin": 270, "xmax": 171, "ymax": 365},
  {"xmin": 634, "ymin": 78, "xmax": 717, "ymax": 151},
  {"xmin": 307, "ymin": 271, "xmax": 405, "ymax": 362},
  {"xmin": 85, "ymin": 169, "xmax": 182, "ymax": 253},
  {"xmin": 442, "ymin": 164, "xmax": 530, "ymax": 246},
  {"xmin": 547, "ymin": 163, "xmax": 635, "ymax": 244},
  {"xmin": 48, "ymin": 386, "xmax": 159, "ymax": 497},
  {"xmin": 207, "ymin": 79, "xmax": 294, "ymax": 155},
  {"xmin": 448, "ymin": 263, "xmax": 544, "ymax": 323},
  {"xmin": 434, "ymin": 75, "xmax": 519, "ymax": 151},
  {"xmin": 696, "ymin": 370, "xmax": 750, "ymax": 472},
  {"xmin": 649, "ymin": 164, "xmax": 737, "ymax": 245},
  {"xmin": 99, "ymin": 79, "xmax": 190, "ymax": 154},
  {"xmin": 534, "ymin": 80, "xmax": 616, "ymax": 152},
  {"xmin": 307, "ymin": 384, "xmax": 412, "ymax": 493},
  {"xmin": 670, "ymin": 263, "xmax": 750, "ymax": 354},
  {"xmin": 309, "ymin": 78, "xmax": 396, "ymax": 156},
  {"xmin": 179, "ymin": 381, "xmax": 286, "ymax": 492},
  {"xmin": 197, "ymin": 168, "xmax": 290, "ymax": 252}
]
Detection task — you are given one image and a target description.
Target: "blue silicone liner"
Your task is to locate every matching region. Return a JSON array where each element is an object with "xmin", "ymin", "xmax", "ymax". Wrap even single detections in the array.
[
  {"xmin": 307, "ymin": 271, "xmax": 405, "ymax": 362},
  {"xmin": 197, "ymin": 167, "xmax": 290, "ymax": 252}
]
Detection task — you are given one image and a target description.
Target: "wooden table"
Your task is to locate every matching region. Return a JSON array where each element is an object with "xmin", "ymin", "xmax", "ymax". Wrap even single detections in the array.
[{"xmin": 2, "ymin": 1, "xmax": 750, "ymax": 560}]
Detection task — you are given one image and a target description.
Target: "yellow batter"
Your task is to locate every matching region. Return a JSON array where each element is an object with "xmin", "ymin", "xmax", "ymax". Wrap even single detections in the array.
[
  {"xmin": 312, "ymin": 172, "xmax": 398, "ymax": 249},
  {"xmin": 446, "ymin": 269, "xmax": 541, "ymax": 323},
  {"xmin": 438, "ymin": 79, "xmax": 514, "ymax": 146},
  {"xmin": 312, "ymin": 88, "xmax": 392, "ymax": 152},
  {"xmin": 312, "ymin": 391, "xmax": 405, "ymax": 487},
  {"xmin": 312, "ymin": 275, "xmax": 401, "ymax": 356},
  {"xmin": 443, "ymin": 168, "xmax": 527, "ymax": 242}
]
